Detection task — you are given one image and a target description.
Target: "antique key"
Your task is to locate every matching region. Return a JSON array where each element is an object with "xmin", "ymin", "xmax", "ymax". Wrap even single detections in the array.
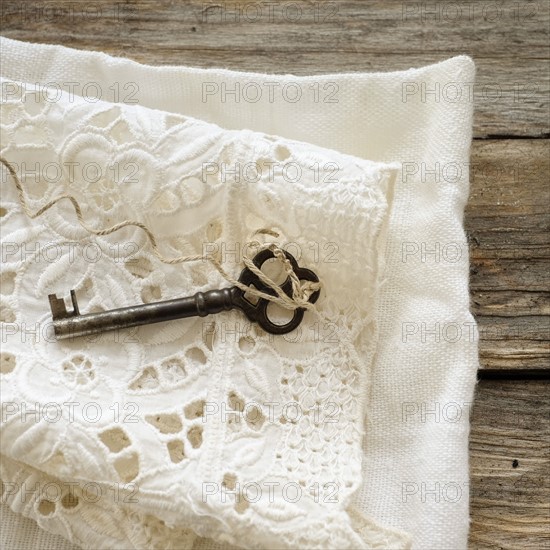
[{"xmin": 48, "ymin": 249, "xmax": 320, "ymax": 340}]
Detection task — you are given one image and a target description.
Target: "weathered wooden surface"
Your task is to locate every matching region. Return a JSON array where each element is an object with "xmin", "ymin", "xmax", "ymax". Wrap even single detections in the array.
[
  {"xmin": 1, "ymin": 0, "xmax": 549, "ymax": 548},
  {"xmin": 468, "ymin": 139, "xmax": 550, "ymax": 372}
]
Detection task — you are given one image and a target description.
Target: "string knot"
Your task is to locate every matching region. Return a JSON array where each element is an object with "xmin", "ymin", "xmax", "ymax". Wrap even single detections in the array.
[{"xmin": 237, "ymin": 240, "xmax": 321, "ymax": 311}]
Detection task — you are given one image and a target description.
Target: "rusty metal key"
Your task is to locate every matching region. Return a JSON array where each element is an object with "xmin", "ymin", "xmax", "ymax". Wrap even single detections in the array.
[{"xmin": 48, "ymin": 249, "xmax": 320, "ymax": 340}]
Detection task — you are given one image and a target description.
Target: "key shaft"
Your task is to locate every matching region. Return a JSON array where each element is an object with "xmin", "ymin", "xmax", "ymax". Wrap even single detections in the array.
[{"xmin": 49, "ymin": 287, "xmax": 241, "ymax": 340}]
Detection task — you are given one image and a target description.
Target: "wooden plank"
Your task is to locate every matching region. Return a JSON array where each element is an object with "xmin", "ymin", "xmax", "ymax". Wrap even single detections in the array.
[
  {"xmin": 477, "ymin": 340, "xmax": 549, "ymax": 372},
  {"xmin": 2, "ymin": 1, "xmax": 548, "ymax": 55},
  {"xmin": 469, "ymin": 379, "xmax": 550, "ymax": 549},
  {"xmin": 1, "ymin": 0, "xmax": 549, "ymax": 137},
  {"xmin": 467, "ymin": 139, "xmax": 550, "ymax": 371},
  {"xmin": 473, "ymin": 291, "xmax": 549, "ymax": 318},
  {"xmin": 468, "ymin": 140, "xmax": 549, "ymax": 242}
]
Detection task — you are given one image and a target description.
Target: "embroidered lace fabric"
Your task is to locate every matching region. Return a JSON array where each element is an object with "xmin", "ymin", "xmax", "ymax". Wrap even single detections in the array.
[{"xmin": 0, "ymin": 78, "xmax": 410, "ymax": 549}]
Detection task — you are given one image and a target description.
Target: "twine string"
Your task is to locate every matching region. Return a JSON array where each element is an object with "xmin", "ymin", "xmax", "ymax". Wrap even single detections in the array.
[{"xmin": 0, "ymin": 156, "xmax": 320, "ymax": 311}]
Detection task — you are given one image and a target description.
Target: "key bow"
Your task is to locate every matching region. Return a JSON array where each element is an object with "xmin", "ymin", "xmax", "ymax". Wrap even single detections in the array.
[{"xmin": 235, "ymin": 249, "xmax": 321, "ymax": 335}]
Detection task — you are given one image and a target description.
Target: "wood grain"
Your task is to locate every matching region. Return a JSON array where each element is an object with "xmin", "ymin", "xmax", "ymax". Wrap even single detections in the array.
[
  {"xmin": 469, "ymin": 379, "xmax": 550, "ymax": 549},
  {"xmin": 467, "ymin": 139, "xmax": 550, "ymax": 371}
]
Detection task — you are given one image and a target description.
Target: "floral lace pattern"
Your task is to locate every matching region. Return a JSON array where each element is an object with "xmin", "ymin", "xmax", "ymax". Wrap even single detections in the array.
[{"xmin": 0, "ymin": 79, "xmax": 409, "ymax": 549}]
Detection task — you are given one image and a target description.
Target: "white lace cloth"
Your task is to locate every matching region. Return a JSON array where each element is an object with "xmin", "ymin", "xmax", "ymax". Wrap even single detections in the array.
[
  {"xmin": 0, "ymin": 76, "xmax": 411, "ymax": 549},
  {"xmin": 0, "ymin": 37, "xmax": 478, "ymax": 550}
]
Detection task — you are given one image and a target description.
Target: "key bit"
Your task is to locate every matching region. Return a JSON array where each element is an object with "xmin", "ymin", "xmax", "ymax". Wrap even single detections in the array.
[
  {"xmin": 48, "ymin": 249, "xmax": 320, "ymax": 340},
  {"xmin": 48, "ymin": 289, "xmax": 80, "ymax": 319}
]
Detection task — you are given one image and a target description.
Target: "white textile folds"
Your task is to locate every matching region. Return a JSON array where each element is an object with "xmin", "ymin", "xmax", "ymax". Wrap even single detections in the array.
[{"xmin": 0, "ymin": 36, "xmax": 477, "ymax": 550}]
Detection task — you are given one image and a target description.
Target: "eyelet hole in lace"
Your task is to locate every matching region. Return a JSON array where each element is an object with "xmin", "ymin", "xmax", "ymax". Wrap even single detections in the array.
[
  {"xmin": 129, "ymin": 366, "xmax": 159, "ymax": 390},
  {"xmin": 110, "ymin": 119, "xmax": 134, "ymax": 142},
  {"xmin": 125, "ymin": 257, "xmax": 154, "ymax": 279},
  {"xmin": 38, "ymin": 499, "xmax": 56, "ymax": 516},
  {"xmin": 62, "ymin": 355, "xmax": 95, "ymax": 385},
  {"xmin": 221, "ymin": 474, "xmax": 250, "ymax": 513},
  {"xmin": 160, "ymin": 357, "xmax": 187, "ymax": 383},
  {"xmin": 167, "ymin": 439, "xmax": 185, "ymax": 463},
  {"xmin": 228, "ymin": 391, "xmax": 245, "ymax": 412},
  {"xmin": 114, "ymin": 453, "xmax": 139, "ymax": 482},
  {"xmin": 187, "ymin": 425, "xmax": 203, "ymax": 448},
  {"xmin": 184, "ymin": 400, "xmax": 205, "ymax": 420},
  {"xmin": 146, "ymin": 413, "xmax": 182, "ymax": 434},
  {"xmin": 61, "ymin": 493, "xmax": 79, "ymax": 509},
  {"xmin": 0, "ymin": 207, "xmax": 7, "ymax": 217},
  {"xmin": 0, "ymin": 352, "xmax": 16, "ymax": 374},
  {"xmin": 238, "ymin": 336, "xmax": 255, "ymax": 353},
  {"xmin": 99, "ymin": 427, "xmax": 131, "ymax": 452},
  {"xmin": 0, "ymin": 272, "xmax": 16, "ymax": 294},
  {"xmin": 0, "ymin": 302, "xmax": 15, "ymax": 323},
  {"xmin": 274, "ymin": 144, "xmax": 291, "ymax": 161},
  {"xmin": 245, "ymin": 405, "xmax": 265, "ymax": 431},
  {"xmin": 235, "ymin": 497, "xmax": 249, "ymax": 514},
  {"xmin": 186, "ymin": 347, "xmax": 207, "ymax": 366},
  {"xmin": 222, "ymin": 473, "xmax": 236, "ymax": 490}
]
